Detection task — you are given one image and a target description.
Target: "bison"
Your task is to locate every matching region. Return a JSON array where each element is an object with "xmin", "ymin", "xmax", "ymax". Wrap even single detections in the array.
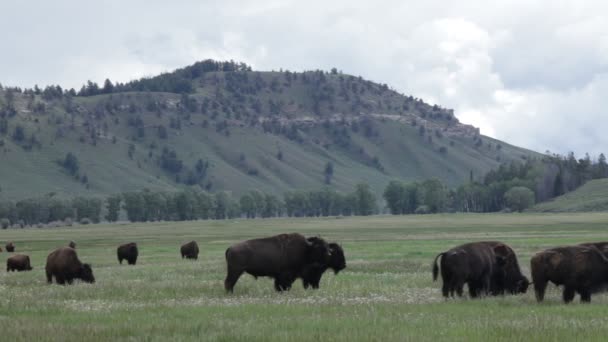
[
  {"xmin": 5, "ymin": 242, "xmax": 15, "ymax": 252},
  {"xmin": 7, "ymin": 254, "xmax": 33, "ymax": 272},
  {"xmin": 117, "ymin": 242, "xmax": 138, "ymax": 265},
  {"xmin": 180, "ymin": 241, "xmax": 199, "ymax": 260},
  {"xmin": 432, "ymin": 241, "xmax": 529, "ymax": 298},
  {"xmin": 45, "ymin": 247, "xmax": 95, "ymax": 284},
  {"xmin": 301, "ymin": 242, "xmax": 346, "ymax": 289},
  {"xmin": 531, "ymin": 245, "xmax": 608, "ymax": 303},
  {"xmin": 68, "ymin": 241, "xmax": 77, "ymax": 249},
  {"xmin": 224, "ymin": 233, "xmax": 331, "ymax": 293}
]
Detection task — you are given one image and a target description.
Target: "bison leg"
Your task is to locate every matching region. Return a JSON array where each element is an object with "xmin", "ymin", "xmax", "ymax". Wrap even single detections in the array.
[
  {"xmin": 533, "ymin": 279, "xmax": 548, "ymax": 302},
  {"xmin": 118, "ymin": 257, "xmax": 123, "ymax": 265},
  {"xmin": 56, "ymin": 276, "xmax": 66, "ymax": 285},
  {"xmin": 562, "ymin": 286, "xmax": 575, "ymax": 303},
  {"xmin": 578, "ymin": 288, "xmax": 591, "ymax": 303},
  {"xmin": 46, "ymin": 271, "xmax": 53, "ymax": 284},
  {"xmin": 441, "ymin": 280, "xmax": 450, "ymax": 298},
  {"xmin": 224, "ymin": 267, "xmax": 243, "ymax": 293}
]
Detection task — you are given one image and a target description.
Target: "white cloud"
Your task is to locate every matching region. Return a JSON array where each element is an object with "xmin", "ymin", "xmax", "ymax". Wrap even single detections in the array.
[{"xmin": 1, "ymin": 0, "xmax": 607, "ymax": 155}]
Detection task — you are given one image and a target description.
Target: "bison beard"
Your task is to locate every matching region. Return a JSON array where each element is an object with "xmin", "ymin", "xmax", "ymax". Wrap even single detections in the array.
[
  {"xmin": 432, "ymin": 241, "xmax": 529, "ymax": 298},
  {"xmin": 531, "ymin": 245, "xmax": 608, "ymax": 303},
  {"xmin": 224, "ymin": 233, "xmax": 331, "ymax": 293}
]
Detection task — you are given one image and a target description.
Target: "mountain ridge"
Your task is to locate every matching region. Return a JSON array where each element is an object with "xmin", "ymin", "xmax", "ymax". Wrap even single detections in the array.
[{"xmin": 0, "ymin": 60, "xmax": 538, "ymax": 200}]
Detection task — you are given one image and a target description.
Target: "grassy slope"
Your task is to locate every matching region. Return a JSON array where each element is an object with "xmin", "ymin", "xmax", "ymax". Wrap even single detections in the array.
[
  {"xmin": 532, "ymin": 178, "xmax": 608, "ymax": 212},
  {"xmin": 0, "ymin": 70, "xmax": 536, "ymax": 200},
  {"xmin": 2, "ymin": 213, "xmax": 608, "ymax": 341}
]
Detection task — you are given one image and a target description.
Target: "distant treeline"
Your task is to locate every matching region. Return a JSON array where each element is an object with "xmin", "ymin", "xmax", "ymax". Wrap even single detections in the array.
[
  {"xmin": 384, "ymin": 152, "xmax": 608, "ymax": 214},
  {"xmin": 0, "ymin": 184, "xmax": 377, "ymax": 228},
  {"xmin": 1, "ymin": 152, "xmax": 605, "ymax": 227}
]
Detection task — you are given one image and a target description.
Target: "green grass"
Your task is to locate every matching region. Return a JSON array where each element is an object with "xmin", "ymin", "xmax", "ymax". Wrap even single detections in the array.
[
  {"xmin": 2, "ymin": 213, "xmax": 608, "ymax": 341},
  {"xmin": 532, "ymin": 178, "xmax": 608, "ymax": 212}
]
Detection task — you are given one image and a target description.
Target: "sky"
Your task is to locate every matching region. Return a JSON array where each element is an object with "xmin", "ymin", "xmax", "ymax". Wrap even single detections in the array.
[{"xmin": 1, "ymin": 1, "xmax": 607, "ymax": 157}]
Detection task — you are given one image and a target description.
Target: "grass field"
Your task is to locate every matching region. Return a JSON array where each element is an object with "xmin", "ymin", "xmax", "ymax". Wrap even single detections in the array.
[{"xmin": 1, "ymin": 213, "xmax": 608, "ymax": 341}]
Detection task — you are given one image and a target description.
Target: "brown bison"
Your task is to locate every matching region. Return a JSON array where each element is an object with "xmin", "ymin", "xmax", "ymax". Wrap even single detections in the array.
[
  {"xmin": 433, "ymin": 241, "xmax": 529, "ymax": 298},
  {"xmin": 45, "ymin": 247, "xmax": 95, "ymax": 284},
  {"xmin": 224, "ymin": 233, "xmax": 331, "ymax": 292},
  {"xmin": 301, "ymin": 243, "xmax": 346, "ymax": 289},
  {"xmin": 5, "ymin": 242, "xmax": 15, "ymax": 252},
  {"xmin": 531, "ymin": 245, "xmax": 608, "ymax": 303},
  {"xmin": 117, "ymin": 242, "xmax": 138, "ymax": 265},
  {"xmin": 180, "ymin": 241, "xmax": 199, "ymax": 260},
  {"xmin": 68, "ymin": 241, "xmax": 77, "ymax": 249},
  {"xmin": 7, "ymin": 254, "xmax": 33, "ymax": 272}
]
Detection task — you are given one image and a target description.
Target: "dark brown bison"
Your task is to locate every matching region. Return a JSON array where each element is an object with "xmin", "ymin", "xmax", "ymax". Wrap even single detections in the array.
[
  {"xmin": 68, "ymin": 241, "xmax": 76, "ymax": 249},
  {"xmin": 224, "ymin": 233, "xmax": 331, "ymax": 292},
  {"xmin": 5, "ymin": 242, "xmax": 15, "ymax": 252},
  {"xmin": 180, "ymin": 241, "xmax": 199, "ymax": 260},
  {"xmin": 531, "ymin": 245, "xmax": 608, "ymax": 303},
  {"xmin": 7, "ymin": 254, "xmax": 33, "ymax": 272},
  {"xmin": 301, "ymin": 243, "xmax": 346, "ymax": 289},
  {"xmin": 432, "ymin": 241, "xmax": 528, "ymax": 298},
  {"xmin": 117, "ymin": 242, "xmax": 138, "ymax": 265},
  {"xmin": 45, "ymin": 247, "xmax": 95, "ymax": 284}
]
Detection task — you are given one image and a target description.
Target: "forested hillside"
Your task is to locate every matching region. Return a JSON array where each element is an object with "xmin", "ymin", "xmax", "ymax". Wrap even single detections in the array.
[{"xmin": 0, "ymin": 60, "xmax": 536, "ymax": 200}]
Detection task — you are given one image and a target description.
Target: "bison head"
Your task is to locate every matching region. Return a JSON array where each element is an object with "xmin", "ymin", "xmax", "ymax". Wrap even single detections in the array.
[
  {"xmin": 306, "ymin": 236, "xmax": 331, "ymax": 265},
  {"xmin": 328, "ymin": 243, "xmax": 346, "ymax": 274},
  {"xmin": 79, "ymin": 263, "xmax": 95, "ymax": 283}
]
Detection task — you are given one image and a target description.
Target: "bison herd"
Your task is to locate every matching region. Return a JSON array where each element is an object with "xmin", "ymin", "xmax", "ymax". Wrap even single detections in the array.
[
  {"xmin": 434, "ymin": 241, "xmax": 608, "ymax": 303},
  {"xmin": 4, "ymin": 235, "xmax": 608, "ymax": 303}
]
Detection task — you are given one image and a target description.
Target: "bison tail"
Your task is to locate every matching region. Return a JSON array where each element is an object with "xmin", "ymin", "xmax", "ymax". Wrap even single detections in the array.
[{"xmin": 432, "ymin": 252, "xmax": 445, "ymax": 281}]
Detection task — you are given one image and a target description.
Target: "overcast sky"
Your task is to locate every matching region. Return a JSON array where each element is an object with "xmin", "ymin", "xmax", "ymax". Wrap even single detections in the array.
[{"xmin": 1, "ymin": 1, "xmax": 607, "ymax": 156}]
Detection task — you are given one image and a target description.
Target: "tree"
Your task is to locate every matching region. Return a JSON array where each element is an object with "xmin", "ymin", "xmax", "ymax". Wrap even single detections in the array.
[
  {"xmin": 106, "ymin": 194, "xmax": 122, "ymax": 222},
  {"xmin": 12, "ymin": 125, "xmax": 25, "ymax": 142},
  {"xmin": 383, "ymin": 180, "xmax": 405, "ymax": 215},
  {"xmin": 420, "ymin": 179, "xmax": 448, "ymax": 213},
  {"xmin": 504, "ymin": 186, "xmax": 535, "ymax": 212},
  {"xmin": 103, "ymin": 79, "xmax": 114, "ymax": 93},
  {"xmin": 324, "ymin": 162, "xmax": 334, "ymax": 185},
  {"xmin": 62, "ymin": 152, "xmax": 80, "ymax": 176},
  {"xmin": 354, "ymin": 183, "xmax": 376, "ymax": 216}
]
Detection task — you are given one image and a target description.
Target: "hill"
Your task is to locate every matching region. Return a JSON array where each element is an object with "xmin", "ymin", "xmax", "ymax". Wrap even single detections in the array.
[
  {"xmin": 0, "ymin": 60, "xmax": 537, "ymax": 200},
  {"xmin": 531, "ymin": 178, "xmax": 608, "ymax": 212}
]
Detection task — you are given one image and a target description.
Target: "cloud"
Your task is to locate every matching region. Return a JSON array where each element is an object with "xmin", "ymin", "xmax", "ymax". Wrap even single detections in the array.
[{"xmin": 1, "ymin": 0, "xmax": 607, "ymax": 156}]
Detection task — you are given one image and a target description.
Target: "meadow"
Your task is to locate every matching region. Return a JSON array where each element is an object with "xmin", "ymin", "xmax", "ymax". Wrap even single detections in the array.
[{"xmin": 1, "ymin": 213, "xmax": 608, "ymax": 341}]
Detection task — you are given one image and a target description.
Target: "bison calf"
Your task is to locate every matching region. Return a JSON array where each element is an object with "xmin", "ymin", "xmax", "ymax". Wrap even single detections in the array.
[
  {"xmin": 117, "ymin": 242, "xmax": 138, "ymax": 265},
  {"xmin": 45, "ymin": 247, "xmax": 95, "ymax": 284},
  {"xmin": 225, "ymin": 233, "xmax": 331, "ymax": 293},
  {"xmin": 301, "ymin": 242, "xmax": 346, "ymax": 289},
  {"xmin": 181, "ymin": 241, "xmax": 199, "ymax": 260},
  {"xmin": 531, "ymin": 245, "xmax": 608, "ymax": 303},
  {"xmin": 5, "ymin": 242, "xmax": 15, "ymax": 252},
  {"xmin": 7, "ymin": 254, "xmax": 33, "ymax": 272}
]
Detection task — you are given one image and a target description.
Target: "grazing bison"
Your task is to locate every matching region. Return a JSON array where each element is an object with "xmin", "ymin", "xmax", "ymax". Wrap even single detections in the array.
[
  {"xmin": 68, "ymin": 241, "xmax": 76, "ymax": 249},
  {"xmin": 301, "ymin": 242, "xmax": 346, "ymax": 289},
  {"xmin": 45, "ymin": 247, "xmax": 95, "ymax": 284},
  {"xmin": 224, "ymin": 233, "xmax": 331, "ymax": 292},
  {"xmin": 180, "ymin": 241, "xmax": 199, "ymax": 260},
  {"xmin": 5, "ymin": 242, "xmax": 15, "ymax": 252},
  {"xmin": 432, "ymin": 241, "xmax": 528, "ymax": 298},
  {"xmin": 117, "ymin": 242, "xmax": 138, "ymax": 265},
  {"xmin": 483, "ymin": 241, "xmax": 530, "ymax": 295},
  {"xmin": 7, "ymin": 254, "xmax": 33, "ymax": 272},
  {"xmin": 531, "ymin": 245, "xmax": 608, "ymax": 303}
]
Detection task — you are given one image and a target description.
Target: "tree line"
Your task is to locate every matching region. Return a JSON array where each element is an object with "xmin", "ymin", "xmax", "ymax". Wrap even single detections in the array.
[
  {"xmin": 384, "ymin": 152, "xmax": 608, "ymax": 214},
  {"xmin": 0, "ymin": 183, "xmax": 377, "ymax": 228}
]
